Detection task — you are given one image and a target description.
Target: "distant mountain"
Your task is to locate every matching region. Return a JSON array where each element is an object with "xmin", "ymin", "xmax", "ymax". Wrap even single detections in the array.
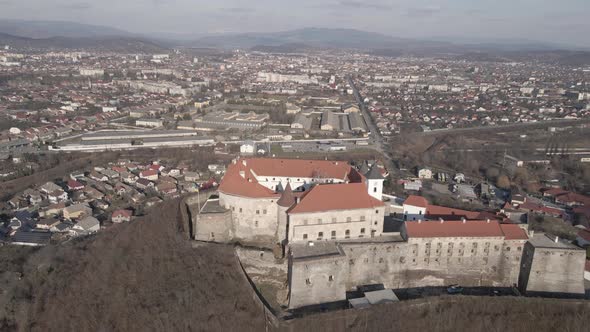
[
  {"xmin": 0, "ymin": 32, "xmax": 166, "ymax": 53},
  {"xmin": 194, "ymin": 28, "xmax": 455, "ymax": 51},
  {"xmin": 0, "ymin": 19, "xmax": 132, "ymax": 39}
]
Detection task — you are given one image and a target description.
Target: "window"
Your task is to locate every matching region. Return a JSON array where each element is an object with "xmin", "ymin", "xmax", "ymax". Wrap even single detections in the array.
[
  {"xmin": 360, "ymin": 216, "xmax": 366, "ymax": 221},
  {"xmin": 331, "ymin": 231, "xmax": 336, "ymax": 239},
  {"xmin": 328, "ymin": 275, "xmax": 334, "ymax": 282},
  {"xmin": 210, "ymin": 232, "xmax": 215, "ymax": 238},
  {"xmin": 256, "ymin": 210, "xmax": 260, "ymax": 215},
  {"xmin": 318, "ymin": 232, "xmax": 324, "ymax": 240},
  {"xmin": 305, "ymin": 278, "xmax": 311, "ymax": 285},
  {"xmin": 317, "ymin": 218, "xmax": 322, "ymax": 224},
  {"xmin": 332, "ymin": 217, "xmax": 337, "ymax": 223},
  {"xmin": 360, "ymin": 228, "xmax": 366, "ymax": 234},
  {"xmin": 263, "ymin": 209, "xmax": 267, "ymax": 215},
  {"xmin": 255, "ymin": 220, "xmax": 258, "ymax": 227},
  {"xmin": 375, "ymin": 210, "xmax": 379, "ymax": 214},
  {"xmin": 303, "ymin": 219, "xmax": 308, "ymax": 225},
  {"xmin": 345, "ymin": 230, "xmax": 350, "ymax": 238},
  {"xmin": 239, "ymin": 208, "xmax": 242, "ymax": 213},
  {"xmin": 303, "ymin": 234, "xmax": 308, "ymax": 240},
  {"xmin": 373, "ymin": 187, "xmax": 377, "ymax": 192},
  {"xmin": 346, "ymin": 217, "xmax": 352, "ymax": 222},
  {"xmin": 231, "ymin": 207, "xmax": 235, "ymax": 211}
]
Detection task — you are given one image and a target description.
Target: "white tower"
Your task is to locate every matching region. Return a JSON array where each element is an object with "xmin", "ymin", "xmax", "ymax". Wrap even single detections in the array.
[{"xmin": 364, "ymin": 164, "xmax": 385, "ymax": 201}]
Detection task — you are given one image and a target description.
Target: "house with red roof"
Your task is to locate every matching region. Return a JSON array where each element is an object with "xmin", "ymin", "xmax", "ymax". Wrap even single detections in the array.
[
  {"xmin": 66, "ymin": 179, "xmax": 84, "ymax": 191},
  {"xmin": 111, "ymin": 209, "xmax": 132, "ymax": 223},
  {"xmin": 139, "ymin": 169, "xmax": 158, "ymax": 181}
]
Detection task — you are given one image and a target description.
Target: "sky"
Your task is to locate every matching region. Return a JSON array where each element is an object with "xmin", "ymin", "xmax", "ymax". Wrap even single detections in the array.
[{"xmin": 0, "ymin": 0, "xmax": 589, "ymax": 47}]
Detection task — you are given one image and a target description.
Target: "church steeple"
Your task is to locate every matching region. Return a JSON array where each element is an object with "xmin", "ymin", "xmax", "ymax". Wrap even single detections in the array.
[{"xmin": 277, "ymin": 182, "xmax": 296, "ymax": 207}]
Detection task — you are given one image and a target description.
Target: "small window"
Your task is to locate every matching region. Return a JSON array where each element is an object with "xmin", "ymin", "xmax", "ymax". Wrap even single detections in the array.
[
  {"xmin": 256, "ymin": 210, "xmax": 260, "ymax": 215},
  {"xmin": 375, "ymin": 210, "xmax": 379, "ymax": 214},
  {"xmin": 317, "ymin": 218, "xmax": 322, "ymax": 224},
  {"xmin": 328, "ymin": 275, "xmax": 334, "ymax": 282},
  {"xmin": 231, "ymin": 207, "xmax": 235, "ymax": 211},
  {"xmin": 305, "ymin": 278, "xmax": 311, "ymax": 285},
  {"xmin": 210, "ymin": 232, "xmax": 215, "ymax": 238},
  {"xmin": 360, "ymin": 216, "xmax": 366, "ymax": 221},
  {"xmin": 345, "ymin": 230, "xmax": 350, "ymax": 238},
  {"xmin": 332, "ymin": 217, "xmax": 337, "ymax": 223},
  {"xmin": 239, "ymin": 208, "xmax": 242, "ymax": 213},
  {"xmin": 318, "ymin": 232, "xmax": 323, "ymax": 240},
  {"xmin": 303, "ymin": 234, "xmax": 308, "ymax": 240},
  {"xmin": 263, "ymin": 209, "xmax": 267, "ymax": 214},
  {"xmin": 331, "ymin": 231, "xmax": 336, "ymax": 239},
  {"xmin": 373, "ymin": 187, "xmax": 377, "ymax": 192},
  {"xmin": 255, "ymin": 220, "xmax": 258, "ymax": 227},
  {"xmin": 360, "ymin": 228, "xmax": 366, "ymax": 234},
  {"xmin": 346, "ymin": 217, "xmax": 352, "ymax": 222}
]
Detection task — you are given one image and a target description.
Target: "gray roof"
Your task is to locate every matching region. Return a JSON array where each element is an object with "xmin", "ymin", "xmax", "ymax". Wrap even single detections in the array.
[{"xmin": 365, "ymin": 164, "xmax": 385, "ymax": 180}]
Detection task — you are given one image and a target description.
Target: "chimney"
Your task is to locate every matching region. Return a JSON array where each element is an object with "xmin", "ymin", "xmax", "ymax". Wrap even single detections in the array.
[
  {"xmin": 554, "ymin": 236, "xmax": 559, "ymax": 243},
  {"xmin": 248, "ymin": 178, "xmax": 252, "ymax": 183},
  {"xmin": 239, "ymin": 171, "xmax": 245, "ymax": 178},
  {"xmin": 529, "ymin": 230, "xmax": 535, "ymax": 237},
  {"xmin": 418, "ymin": 219, "xmax": 422, "ymax": 223},
  {"xmin": 462, "ymin": 217, "xmax": 466, "ymax": 224},
  {"xmin": 242, "ymin": 160, "xmax": 247, "ymax": 166},
  {"xmin": 232, "ymin": 159, "xmax": 237, "ymax": 165},
  {"xmin": 486, "ymin": 218, "xmax": 490, "ymax": 223},
  {"xmin": 439, "ymin": 218, "xmax": 444, "ymax": 223}
]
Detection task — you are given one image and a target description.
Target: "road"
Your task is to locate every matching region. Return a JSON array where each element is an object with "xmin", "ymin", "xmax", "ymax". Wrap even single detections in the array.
[{"xmin": 347, "ymin": 76, "xmax": 396, "ymax": 173}]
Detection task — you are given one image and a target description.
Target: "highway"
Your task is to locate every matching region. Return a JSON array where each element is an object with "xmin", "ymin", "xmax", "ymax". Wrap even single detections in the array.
[{"xmin": 347, "ymin": 76, "xmax": 396, "ymax": 173}]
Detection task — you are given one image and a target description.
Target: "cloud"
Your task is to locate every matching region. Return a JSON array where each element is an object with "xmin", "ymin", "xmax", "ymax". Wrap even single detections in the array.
[
  {"xmin": 405, "ymin": 6, "xmax": 442, "ymax": 18},
  {"xmin": 338, "ymin": 1, "xmax": 392, "ymax": 11},
  {"xmin": 223, "ymin": 7, "xmax": 256, "ymax": 14},
  {"xmin": 58, "ymin": 2, "xmax": 93, "ymax": 10}
]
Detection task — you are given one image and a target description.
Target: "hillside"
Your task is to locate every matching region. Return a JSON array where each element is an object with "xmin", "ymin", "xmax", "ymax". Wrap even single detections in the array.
[
  {"xmin": 0, "ymin": 19, "xmax": 131, "ymax": 39},
  {"xmin": 0, "ymin": 198, "xmax": 266, "ymax": 331},
  {"xmin": 0, "ymin": 32, "xmax": 166, "ymax": 53}
]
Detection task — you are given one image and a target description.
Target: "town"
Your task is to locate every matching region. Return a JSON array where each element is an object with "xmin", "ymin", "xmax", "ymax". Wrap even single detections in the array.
[{"xmin": 1, "ymin": 23, "xmax": 590, "ymax": 330}]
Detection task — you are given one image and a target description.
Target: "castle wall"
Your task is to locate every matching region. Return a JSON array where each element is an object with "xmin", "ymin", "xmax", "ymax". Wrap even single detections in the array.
[
  {"xmin": 519, "ymin": 242, "xmax": 586, "ymax": 295},
  {"xmin": 219, "ymin": 192, "xmax": 278, "ymax": 245},
  {"xmin": 193, "ymin": 210, "xmax": 232, "ymax": 243},
  {"xmin": 288, "ymin": 206, "xmax": 385, "ymax": 243},
  {"xmin": 288, "ymin": 236, "xmax": 525, "ymax": 308}
]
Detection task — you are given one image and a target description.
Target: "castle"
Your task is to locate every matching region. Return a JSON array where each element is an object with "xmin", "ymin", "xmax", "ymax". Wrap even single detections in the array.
[{"xmin": 191, "ymin": 158, "xmax": 586, "ymax": 308}]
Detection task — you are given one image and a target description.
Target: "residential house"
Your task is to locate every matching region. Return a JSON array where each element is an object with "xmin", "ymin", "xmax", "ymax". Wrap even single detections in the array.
[
  {"xmin": 67, "ymin": 179, "xmax": 84, "ymax": 191},
  {"xmin": 36, "ymin": 218, "xmax": 61, "ymax": 230},
  {"xmin": 73, "ymin": 216, "xmax": 100, "ymax": 234},
  {"xmin": 112, "ymin": 210, "xmax": 132, "ymax": 223},
  {"xmin": 139, "ymin": 169, "xmax": 159, "ymax": 181},
  {"xmin": 39, "ymin": 202, "xmax": 66, "ymax": 217},
  {"xmin": 47, "ymin": 189, "xmax": 68, "ymax": 204},
  {"xmin": 135, "ymin": 178, "xmax": 155, "ymax": 190},
  {"xmin": 63, "ymin": 203, "xmax": 92, "ymax": 220},
  {"xmin": 418, "ymin": 168, "xmax": 433, "ymax": 180}
]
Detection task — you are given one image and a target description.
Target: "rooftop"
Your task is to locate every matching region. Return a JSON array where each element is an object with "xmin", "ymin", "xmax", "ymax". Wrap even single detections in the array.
[
  {"xmin": 528, "ymin": 233, "xmax": 583, "ymax": 250},
  {"xmin": 288, "ymin": 183, "xmax": 384, "ymax": 214}
]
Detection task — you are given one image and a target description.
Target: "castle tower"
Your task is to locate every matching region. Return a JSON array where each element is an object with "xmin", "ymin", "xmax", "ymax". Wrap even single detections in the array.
[
  {"xmin": 276, "ymin": 182, "xmax": 296, "ymax": 249},
  {"xmin": 365, "ymin": 164, "xmax": 385, "ymax": 201}
]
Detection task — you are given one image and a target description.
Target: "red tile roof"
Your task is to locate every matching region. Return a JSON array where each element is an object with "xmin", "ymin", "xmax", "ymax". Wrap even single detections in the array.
[
  {"xmin": 404, "ymin": 195, "xmax": 428, "ymax": 208},
  {"xmin": 218, "ymin": 158, "xmax": 359, "ymax": 199},
  {"xmin": 288, "ymin": 183, "xmax": 384, "ymax": 214},
  {"xmin": 406, "ymin": 220, "xmax": 509, "ymax": 238},
  {"xmin": 218, "ymin": 160, "xmax": 278, "ymax": 198},
  {"xmin": 499, "ymin": 224, "xmax": 529, "ymax": 240}
]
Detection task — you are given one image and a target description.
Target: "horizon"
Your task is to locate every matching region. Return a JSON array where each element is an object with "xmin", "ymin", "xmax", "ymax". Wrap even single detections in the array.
[{"xmin": 0, "ymin": 0, "xmax": 589, "ymax": 48}]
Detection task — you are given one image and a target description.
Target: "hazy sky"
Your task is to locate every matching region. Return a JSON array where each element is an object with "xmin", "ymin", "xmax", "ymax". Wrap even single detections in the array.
[{"xmin": 0, "ymin": 0, "xmax": 589, "ymax": 46}]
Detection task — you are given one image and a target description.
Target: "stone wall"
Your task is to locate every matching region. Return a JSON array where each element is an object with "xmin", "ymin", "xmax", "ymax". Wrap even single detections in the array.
[
  {"xmin": 288, "ymin": 236, "xmax": 526, "ymax": 308},
  {"xmin": 288, "ymin": 207, "xmax": 385, "ymax": 243},
  {"xmin": 519, "ymin": 242, "xmax": 586, "ymax": 296},
  {"xmin": 219, "ymin": 192, "xmax": 278, "ymax": 246},
  {"xmin": 193, "ymin": 209, "xmax": 232, "ymax": 243}
]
